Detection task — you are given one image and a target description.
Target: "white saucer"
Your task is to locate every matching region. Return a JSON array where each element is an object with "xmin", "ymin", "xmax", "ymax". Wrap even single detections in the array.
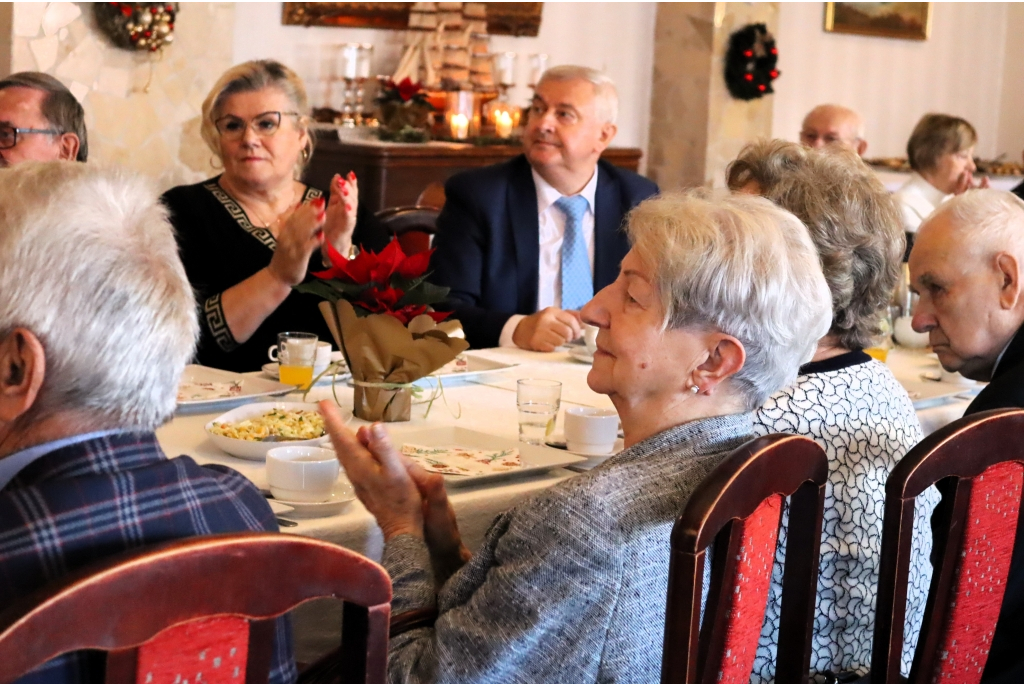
[
  {"xmin": 270, "ymin": 488, "xmax": 355, "ymax": 518},
  {"xmin": 569, "ymin": 348, "xmax": 594, "ymax": 364},
  {"xmin": 546, "ymin": 434, "xmax": 624, "ymax": 457}
]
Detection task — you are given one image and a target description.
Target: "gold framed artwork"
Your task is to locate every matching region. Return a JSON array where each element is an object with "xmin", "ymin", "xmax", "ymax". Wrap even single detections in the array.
[
  {"xmin": 824, "ymin": 2, "xmax": 932, "ymax": 41},
  {"xmin": 282, "ymin": 3, "xmax": 544, "ymax": 37}
]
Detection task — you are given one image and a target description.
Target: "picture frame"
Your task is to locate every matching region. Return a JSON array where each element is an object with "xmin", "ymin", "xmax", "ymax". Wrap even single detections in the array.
[
  {"xmin": 282, "ymin": 2, "xmax": 544, "ymax": 37},
  {"xmin": 824, "ymin": 2, "xmax": 932, "ymax": 41}
]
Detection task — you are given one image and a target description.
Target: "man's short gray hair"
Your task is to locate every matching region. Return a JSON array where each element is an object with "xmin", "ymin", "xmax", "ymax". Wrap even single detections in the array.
[
  {"xmin": 626, "ymin": 191, "xmax": 832, "ymax": 411},
  {"xmin": 0, "ymin": 72, "xmax": 88, "ymax": 162},
  {"xmin": 0, "ymin": 162, "xmax": 198, "ymax": 429},
  {"xmin": 538, "ymin": 65, "xmax": 618, "ymax": 125},
  {"xmin": 930, "ymin": 189, "xmax": 1024, "ymax": 255}
]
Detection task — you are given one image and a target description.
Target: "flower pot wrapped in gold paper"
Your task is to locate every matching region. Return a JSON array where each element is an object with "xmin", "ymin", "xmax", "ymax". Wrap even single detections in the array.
[
  {"xmin": 319, "ymin": 300, "xmax": 467, "ymax": 421},
  {"xmin": 295, "ymin": 240, "xmax": 468, "ymax": 422}
]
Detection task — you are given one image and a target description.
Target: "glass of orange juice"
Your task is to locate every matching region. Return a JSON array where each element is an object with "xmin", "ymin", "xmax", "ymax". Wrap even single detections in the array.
[{"xmin": 268, "ymin": 332, "xmax": 318, "ymax": 388}]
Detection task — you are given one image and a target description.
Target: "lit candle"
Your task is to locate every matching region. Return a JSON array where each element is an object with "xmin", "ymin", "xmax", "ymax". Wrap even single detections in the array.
[
  {"xmin": 340, "ymin": 43, "xmax": 359, "ymax": 80},
  {"xmin": 495, "ymin": 111, "xmax": 513, "ymax": 138},
  {"xmin": 450, "ymin": 113, "xmax": 469, "ymax": 140}
]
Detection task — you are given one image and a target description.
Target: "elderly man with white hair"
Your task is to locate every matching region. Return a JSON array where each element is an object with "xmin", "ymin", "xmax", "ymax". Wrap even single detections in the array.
[
  {"xmin": 0, "ymin": 162, "xmax": 295, "ymax": 683},
  {"xmin": 320, "ymin": 190, "xmax": 832, "ymax": 683},
  {"xmin": 799, "ymin": 103, "xmax": 868, "ymax": 155},
  {"xmin": 430, "ymin": 65, "xmax": 658, "ymax": 350},
  {"xmin": 908, "ymin": 188, "xmax": 1024, "ymax": 682}
]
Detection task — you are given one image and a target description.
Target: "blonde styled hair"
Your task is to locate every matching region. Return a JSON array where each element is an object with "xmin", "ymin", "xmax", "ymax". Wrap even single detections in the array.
[
  {"xmin": 728, "ymin": 140, "xmax": 905, "ymax": 350},
  {"xmin": 201, "ymin": 60, "xmax": 313, "ymax": 176},
  {"xmin": 907, "ymin": 113, "xmax": 977, "ymax": 174},
  {"xmin": 626, "ymin": 191, "xmax": 832, "ymax": 411}
]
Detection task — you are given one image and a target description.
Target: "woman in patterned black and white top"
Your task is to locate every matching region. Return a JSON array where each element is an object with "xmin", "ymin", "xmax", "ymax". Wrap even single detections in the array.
[{"xmin": 728, "ymin": 141, "xmax": 939, "ymax": 682}]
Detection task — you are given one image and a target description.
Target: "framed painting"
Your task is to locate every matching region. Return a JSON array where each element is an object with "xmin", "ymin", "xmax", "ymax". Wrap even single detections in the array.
[
  {"xmin": 824, "ymin": 2, "xmax": 932, "ymax": 41},
  {"xmin": 282, "ymin": 3, "xmax": 544, "ymax": 37}
]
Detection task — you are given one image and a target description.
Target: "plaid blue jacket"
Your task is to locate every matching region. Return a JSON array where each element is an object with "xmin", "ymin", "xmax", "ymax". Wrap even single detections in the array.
[{"xmin": 0, "ymin": 431, "xmax": 297, "ymax": 683}]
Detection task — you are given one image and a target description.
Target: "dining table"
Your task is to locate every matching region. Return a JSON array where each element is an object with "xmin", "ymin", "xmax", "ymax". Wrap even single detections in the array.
[{"xmin": 156, "ymin": 343, "xmax": 978, "ymax": 661}]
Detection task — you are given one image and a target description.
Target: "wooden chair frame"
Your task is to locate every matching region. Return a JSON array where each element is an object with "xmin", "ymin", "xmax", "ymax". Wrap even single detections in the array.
[
  {"xmin": 871, "ymin": 408, "xmax": 1024, "ymax": 683},
  {"xmin": 0, "ymin": 532, "xmax": 392, "ymax": 684},
  {"xmin": 662, "ymin": 434, "xmax": 828, "ymax": 683},
  {"xmin": 375, "ymin": 205, "xmax": 439, "ymax": 255}
]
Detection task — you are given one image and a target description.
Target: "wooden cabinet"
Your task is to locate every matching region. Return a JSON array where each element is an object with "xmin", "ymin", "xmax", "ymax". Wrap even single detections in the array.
[{"xmin": 304, "ymin": 133, "xmax": 643, "ymax": 212}]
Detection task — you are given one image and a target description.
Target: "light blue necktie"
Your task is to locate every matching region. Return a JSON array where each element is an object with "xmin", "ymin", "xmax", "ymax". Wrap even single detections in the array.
[{"xmin": 554, "ymin": 194, "xmax": 593, "ymax": 310}]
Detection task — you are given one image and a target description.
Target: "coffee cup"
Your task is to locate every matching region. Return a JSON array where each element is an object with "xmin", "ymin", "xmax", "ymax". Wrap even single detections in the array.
[
  {"xmin": 266, "ymin": 446, "xmax": 339, "ymax": 503},
  {"xmin": 564, "ymin": 407, "xmax": 619, "ymax": 455},
  {"xmin": 583, "ymin": 324, "xmax": 599, "ymax": 354},
  {"xmin": 314, "ymin": 342, "xmax": 332, "ymax": 375}
]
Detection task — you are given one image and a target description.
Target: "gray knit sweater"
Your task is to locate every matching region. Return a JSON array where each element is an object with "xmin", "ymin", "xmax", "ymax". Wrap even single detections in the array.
[{"xmin": 381, "ymin": 413, "xmax": 753, "ymax": 683}]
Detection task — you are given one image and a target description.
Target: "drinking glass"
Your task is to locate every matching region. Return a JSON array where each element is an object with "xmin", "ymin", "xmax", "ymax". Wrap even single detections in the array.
[
  {"xmin": 272, "ymin": 332, "xmax": 318, "ymax": 387},
  {"xmin": 517, "ymin": 379, "xmax": 561, "ymax": 445}
]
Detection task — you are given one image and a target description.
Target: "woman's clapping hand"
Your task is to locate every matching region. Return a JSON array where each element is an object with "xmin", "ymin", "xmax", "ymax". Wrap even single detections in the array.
[
  {"xmin": 266, "ymin": 197, "xmax": 326, "ymax": 286},
  {"xmin": 323, "ymin": 172, "xmax": 359, "ymax": 257}
]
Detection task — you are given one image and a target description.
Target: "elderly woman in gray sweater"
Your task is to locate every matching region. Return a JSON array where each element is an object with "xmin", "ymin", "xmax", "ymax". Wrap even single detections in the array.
[{"xmin": 320, "ymin": 191, "xmax": 832, "ymax": 683}]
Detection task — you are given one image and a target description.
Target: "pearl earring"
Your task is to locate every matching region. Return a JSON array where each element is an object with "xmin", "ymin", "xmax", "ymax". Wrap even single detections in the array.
[{"xmin": 690, "ymin": 385, "xmax": 700, "ymax": 394}]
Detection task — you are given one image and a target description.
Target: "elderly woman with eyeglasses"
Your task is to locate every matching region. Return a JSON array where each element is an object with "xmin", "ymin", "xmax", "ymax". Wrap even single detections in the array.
[
  {"xmin": 319, "ymin": 191, "xmax": 832, "ymax": 683},
  {"xmin": 162, "ymin": 60, "xmax": 388, "ymax": 372}
]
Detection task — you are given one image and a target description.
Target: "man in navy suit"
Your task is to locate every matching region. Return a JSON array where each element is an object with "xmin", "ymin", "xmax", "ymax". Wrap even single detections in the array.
[{"xmin": 431, "ymin": 66, "xmax": 658, "ymax": 350}]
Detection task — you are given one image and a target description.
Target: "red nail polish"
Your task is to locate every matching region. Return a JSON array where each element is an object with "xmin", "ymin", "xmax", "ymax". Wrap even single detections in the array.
[
  {"xmin": 342, "ymin": 187, "xmax": 348, "ymax": 196},
  {"xmin": 348, "ymin": 171, "xmax": 356, "ymax": 180},
  {"xmin": 345, "ymin": 203, "xmax": 352, "ymax": 211},
  {"xmin": 313, "ymin": 197, "xmax": 325, "ymax": 208}
]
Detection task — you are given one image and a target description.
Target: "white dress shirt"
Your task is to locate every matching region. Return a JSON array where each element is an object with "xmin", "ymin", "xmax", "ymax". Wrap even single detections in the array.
[
  {"xmin": 498, "ymin": 168, "xmax": 599, "ymax": 347},
  {"xmin": 893, "ymin": 172, "xmax": 950, "ymax": 234}
]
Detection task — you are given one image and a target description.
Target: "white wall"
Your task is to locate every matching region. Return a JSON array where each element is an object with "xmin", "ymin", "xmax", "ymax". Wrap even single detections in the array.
[
  {"xmin": 997, "ymin": 2, "xmax": 1024, "ymax": 161},
  {"xmin": 232, "ymin": 2, "xmax": 657, "ymax": 154},
  {"xmin": 771, "ymin": 2, "xmax": 1012, "ymax": 159}
]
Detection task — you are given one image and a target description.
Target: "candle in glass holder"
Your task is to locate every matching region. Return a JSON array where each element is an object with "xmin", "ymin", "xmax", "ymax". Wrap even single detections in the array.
[
  {"xmin": 340, "ymin": 43, "xmax": 359, "ymax": 80},
  {"xmin": 528, "ymin": 53, "xmax": 549, "ymax": 87},
  {"xmin": 494, "ymin": 52, "xmax": 517, "ymax": 87},
  {"xmin": 450, "ymin": 113, "xmax": 470, "ymax": 140},
  {"xmin": 495, "ymin": 110, "xmax": 513, "ymax": 139}
]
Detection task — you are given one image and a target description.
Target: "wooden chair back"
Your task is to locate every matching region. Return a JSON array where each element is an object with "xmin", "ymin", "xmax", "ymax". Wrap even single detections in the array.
[
  {"xmin": 871, "ymin": 408, "xmax": 1024, "ymax": 683},
  {"xmin": 376, "ymin": 205, "xmax": 440, "ymax": 255},
  {"xmin": 0, "ymin": 532, "xmax": 392, "ymax": 684},
  {"xmin": 416, "ymin": 181, "xmax": 446, "ymax": 209},
  {"xmin": 662, "ymin": 434, "xmax": 828, "ymax": 683}
]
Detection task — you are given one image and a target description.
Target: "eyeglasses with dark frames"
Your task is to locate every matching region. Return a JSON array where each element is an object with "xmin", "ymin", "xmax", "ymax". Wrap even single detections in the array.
[
  {"xmin": 0, "ymin": 125, "xmax": 63, "ymax": 150},
  {"xmin": 214, "ymin": 111, "xmax": 301, "ymax": 141}
]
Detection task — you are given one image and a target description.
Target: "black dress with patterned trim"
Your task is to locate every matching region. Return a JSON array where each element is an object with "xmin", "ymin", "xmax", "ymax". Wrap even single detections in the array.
[{"xmin": 163, "ymin": 176, "xmax": 389, "ymax": 372}]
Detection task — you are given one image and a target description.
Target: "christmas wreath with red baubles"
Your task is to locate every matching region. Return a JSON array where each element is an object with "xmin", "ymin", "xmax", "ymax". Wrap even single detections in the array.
[
  {"xmin": 724, "ymin": 23, "xmax": 779, "ymax": 101},
  {"xmin": 94, "ymin": 3, "xmax": 178, "ymax": 52}
]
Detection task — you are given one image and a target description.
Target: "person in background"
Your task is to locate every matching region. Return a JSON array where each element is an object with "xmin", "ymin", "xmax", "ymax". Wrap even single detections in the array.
[
  {"xmin": 728, "ymin": 140, "xmax": 937, "ymax": 681},
  {"xmin": 799, "ymin": 103, "xmax": 868, "ymax": 155},
  {"xmin": 909, "ymin": 189, "xmax": 1024, "ymax": 683},
  {"xmin": 0, "ymin": 161, "xmax": 294, "ymax": 683},
  {"xmin": 430, "ymin": 65, "xmax": 658, "ymax": 351},
  {"xmin": 163, "ymin": 59, "xmax": 388, "ymax": 372},
  {"xmin": 0, "ymin": 71, "xmax": 86, "ymax": 166},
  {"xmin": 319, "ymin": 191, "xmax": 832, "ymax": 683},
  {"xmin": 894, "ymin": 113, "xmax": 989, "ymax": 235}
]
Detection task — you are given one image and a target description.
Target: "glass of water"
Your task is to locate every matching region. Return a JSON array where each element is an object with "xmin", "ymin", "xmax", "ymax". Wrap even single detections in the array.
[{"xmin": 517, "ymin": 379, "xmax": 562, "ymax": 445}]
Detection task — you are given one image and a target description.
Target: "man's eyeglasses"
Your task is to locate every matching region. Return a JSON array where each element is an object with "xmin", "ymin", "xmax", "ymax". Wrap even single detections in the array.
[
  {"xmin": 214, "ymin": 111, "xmax": 301, "ymax": 141},
  {"xmin": 0, "ymin": 125, "xmax": 62, "ymax": 150}
]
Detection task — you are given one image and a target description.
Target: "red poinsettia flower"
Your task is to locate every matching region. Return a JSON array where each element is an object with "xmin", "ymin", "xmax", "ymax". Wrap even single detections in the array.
[
  {"xmin": 396, "ymin": 248, "xmax": 435, "ymax": 279},
  {"xmin": 388, "ymin": 305, "xmax": 452, "ymax": 326},
  {"xmin": 369, "ymin": 239, "xmax": 406, "ymax": 284},
  {"xmin": 357, "ymin": 285, "xmax": 403, "ymax": 312},
  {"xmin": 396, "ymin": 77, "xmax": 421, "ymax": 102}
]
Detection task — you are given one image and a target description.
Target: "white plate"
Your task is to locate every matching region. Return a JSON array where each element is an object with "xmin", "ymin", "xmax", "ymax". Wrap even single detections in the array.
[
  {"xmin": 569, "ymin": 348, "xmax": 594, "ymax": 365},
  {"xmin": 393, "ymin": 426, "xmax": 585, "ymax": 486},
  {"xmin": 270, "ymin": 486, "xmax": 356, "ymax": 518},
  {"xmin": 900, "ymin": 379, "xmax": 979, "ymax": 409},
  {"xmin": 205, "ymin": 401, "xmax": 348, "ymax": 461},
  {"xmin": 347, "ymin": 353, "xmax": 519, "ymax": 388},
  {"xmin": 177, "ymin": 365, "xmax": 292, "ymax": 412}
]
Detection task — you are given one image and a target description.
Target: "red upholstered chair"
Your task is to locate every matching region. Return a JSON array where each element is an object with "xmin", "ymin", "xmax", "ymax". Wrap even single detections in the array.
[
  {"xmin": 661, "ymin": 434, "xmax": 828, "ymax": 684},
  {"xmin": 871, "ymin": 408, "xmax": 1024, "ymax": 684},
  {"xmin": 376, "ymin": 206, "xmax": 439, "ymax": 255},
  {"xmin": 0, "ymin": 532, "xmax": 392, "ymax": 684}
]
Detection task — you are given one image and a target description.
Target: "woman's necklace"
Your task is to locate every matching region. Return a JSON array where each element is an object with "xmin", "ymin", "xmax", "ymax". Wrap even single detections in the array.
[{"xmin": 236, "ymin": 184, "xmax": 298, "ymax": 232}]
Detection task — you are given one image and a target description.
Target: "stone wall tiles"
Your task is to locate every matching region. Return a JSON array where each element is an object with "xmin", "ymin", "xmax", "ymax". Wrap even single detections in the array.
[{"xmin": 8, "ymin": 2, "xmax": 236, "ymax": 191}]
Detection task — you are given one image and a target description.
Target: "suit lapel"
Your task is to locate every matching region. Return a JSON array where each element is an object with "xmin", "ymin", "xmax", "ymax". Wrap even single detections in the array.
[
  {"xmin": 507, "ymin": 156, "xmax": 540, "ymax": 311},
  {"xmin": 593, "ymin": 164, "xmax": 625, "ymax": 290}
]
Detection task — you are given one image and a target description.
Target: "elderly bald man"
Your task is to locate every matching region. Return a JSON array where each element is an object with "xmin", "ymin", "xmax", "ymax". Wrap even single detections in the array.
[
  {"xmin": 908, "ymin": 189, "xmax": 1024, "ymax": 682},
  {"xmin": 799, "ymin": 104, "xmax": 867, "ymax": 155}
]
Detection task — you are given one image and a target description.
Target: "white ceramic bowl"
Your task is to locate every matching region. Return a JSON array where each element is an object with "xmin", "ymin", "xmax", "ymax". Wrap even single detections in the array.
[
  {"xmin": 893, "ymin": 316, "xmax": 930, "ymax": 349},
  {"xmin": 205, "ymin": 401, "xmax": 348, "ymax": 461},
  {"xmin": 266, "ymin": 446, "xmax": 340, "ymax": 503}
]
